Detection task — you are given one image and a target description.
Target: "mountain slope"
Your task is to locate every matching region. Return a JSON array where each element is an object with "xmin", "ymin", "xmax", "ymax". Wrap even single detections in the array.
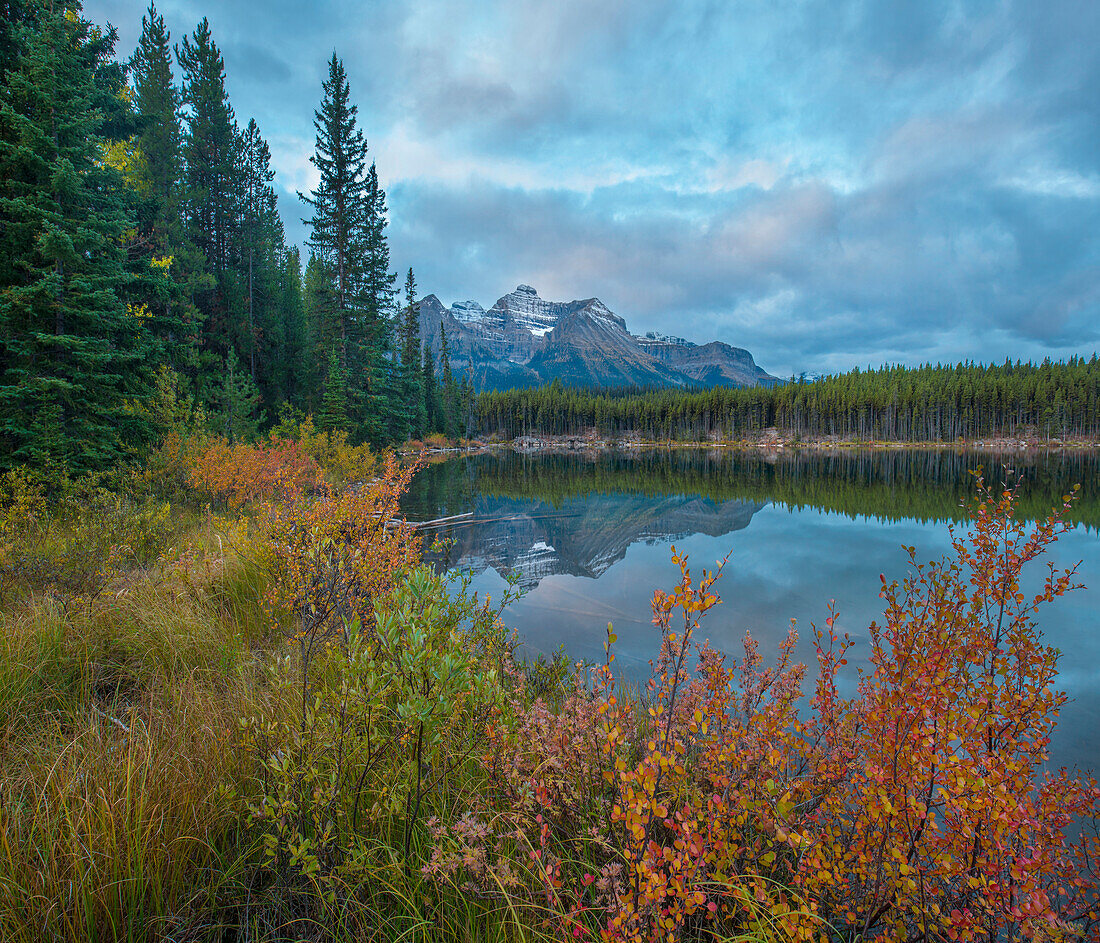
[
  {"xmin": 526, "ymin": 301, "xmax": 688, "ymax": 388},
  {"xmin": 418, "ymin": 285, "xmax": 777, "ymax": 391}
]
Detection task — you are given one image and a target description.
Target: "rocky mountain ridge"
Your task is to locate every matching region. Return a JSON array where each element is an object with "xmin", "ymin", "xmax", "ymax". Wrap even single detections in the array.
[{"xmin": 418, "ymin": 285, "xmax": 778, "ymax": 391}]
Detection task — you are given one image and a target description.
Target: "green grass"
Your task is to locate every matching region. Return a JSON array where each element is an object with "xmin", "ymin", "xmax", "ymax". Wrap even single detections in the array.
[{"xmin": 0, "ymin": 506, "xmax": 574, "ymax": 943}]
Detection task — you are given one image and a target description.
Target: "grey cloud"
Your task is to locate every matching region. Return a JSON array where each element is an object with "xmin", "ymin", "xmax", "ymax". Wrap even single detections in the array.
[{"xmin": 83, "ymin": 0, "xmax": 1100, "ymax": 377}]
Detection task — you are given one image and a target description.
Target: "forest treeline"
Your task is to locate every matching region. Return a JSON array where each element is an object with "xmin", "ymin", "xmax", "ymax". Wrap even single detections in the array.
[
  {"xmin": 4, "ymin": 0, "xmax": 1099, "ymax": 478},
  {"xmin": 476, "ymin": 359, "xmax": 1100, "ymax": 442},
  {"xmin": 406, "ymin": 449, "xmax": 1100, "ymax": 530},
  {"xmin": 0, "ymin": 0, "xmax": 467, "ymax": 474}
]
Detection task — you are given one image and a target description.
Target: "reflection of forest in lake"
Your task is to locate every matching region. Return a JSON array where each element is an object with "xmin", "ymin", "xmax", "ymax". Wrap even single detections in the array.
[
  {"xmin": 402, "ymin": 448, "xmax": 1100, "ymax": 774},
  {"xmin": 404, "ymin": 449, "xmax": 1100, "ymax": 589}
]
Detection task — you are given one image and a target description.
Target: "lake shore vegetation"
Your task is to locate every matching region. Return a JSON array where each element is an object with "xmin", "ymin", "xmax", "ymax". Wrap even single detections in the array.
[{"xmin": 1, "ymin": 428, "xmax": 1097, "ymax": 942}]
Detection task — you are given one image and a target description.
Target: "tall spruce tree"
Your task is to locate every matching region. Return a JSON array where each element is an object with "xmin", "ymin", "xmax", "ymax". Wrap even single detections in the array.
[
  {"xmin": 300, "ymin": 54, "xmax": 396, "ymax": 445},
  {"xmin": 299, "ymin": 54, "xmax": 369, "ymax": 373},
  {"xmin": 129, "ymin": 2, "xmax": 200, "ymax": 380},
  {"xmin": 239, "ymin": 117, "xmax": 286, "ymax": 396},
  {"xmin": 217, "ymin": 347, "xmax": 262, "ymax": 442},
  {"xmin": 318, "ymin": 346, "xmax": 348, "ymax": 432},
  {"xmin": 270, "ymin": 246, "xmax": 306, "ymax": 408},
  {"xmin": 439, "ymin": 323, "xmax": 459, "ymax": 439},
  {"xmin": 359, "ymin": 161, "xmax": 397, "ymax": 444},
  {"xmin": 0, "ymin": 0, "xmax": 154, "ymax": 470},
  {"xmin": 397, "ymin": 267, "xmax": 425, "ymax": 440},
  {"xmin": 177, "ymin": 18, "xmax": 241, "ymax": 393},
  {"xmin": 422, "ymin": 342, "xmax": 439, "ymax": 435},
  {"xmin": 303, "ymin": 251, "xmax": 337, "ymax": 411},
  {"xmin": 130, "ymin": 3, "xmax": 180, "ymax": 243}
]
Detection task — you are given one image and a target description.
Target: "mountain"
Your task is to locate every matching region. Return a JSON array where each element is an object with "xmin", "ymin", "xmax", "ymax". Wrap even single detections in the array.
[
  {"xmin": 418, "ymin": 285, "xmax": 778, "ymax": 391},
  {"xmin": 431, "ymin": 492, "xmax": 767, "ymax": 591}
]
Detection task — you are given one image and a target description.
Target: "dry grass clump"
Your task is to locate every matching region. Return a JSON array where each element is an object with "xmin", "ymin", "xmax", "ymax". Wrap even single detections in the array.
[{"xmin": 0, "ymin": 500, "xmax": 288, "ymax": 943}]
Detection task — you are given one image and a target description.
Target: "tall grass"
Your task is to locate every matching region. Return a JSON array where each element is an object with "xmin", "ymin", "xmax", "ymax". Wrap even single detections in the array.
[
  {"xmin": 0, "ymin": 501, "xmax": 567, "ymax": 942},
  {"xmin": 0, "ymin": 496, "xmax": 281, "ymax": 943}
]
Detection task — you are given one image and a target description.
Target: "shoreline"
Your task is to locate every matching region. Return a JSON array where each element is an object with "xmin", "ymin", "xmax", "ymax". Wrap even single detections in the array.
[{"xmin": 404, "ymin": 433, "xmax": 1100, "ymax": 458}]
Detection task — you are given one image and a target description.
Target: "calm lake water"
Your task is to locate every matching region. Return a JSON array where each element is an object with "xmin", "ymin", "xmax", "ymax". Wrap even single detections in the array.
[{"xmin": 403, "ymin": 449, "xmax": 1100, "ymax": 774}]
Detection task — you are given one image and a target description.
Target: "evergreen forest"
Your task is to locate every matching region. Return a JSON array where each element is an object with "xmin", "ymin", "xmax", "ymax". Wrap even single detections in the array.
[
  {"xmin": 3, "ymin": 0, "xmax": 1099, "ymax": 480},
  {"xmin": 0, "ymin": 0, "xmax": 467, "ymax": 475},
  {"xmin": 475, "ymin": 358, "xmax": 1100, "ymax": 442}
]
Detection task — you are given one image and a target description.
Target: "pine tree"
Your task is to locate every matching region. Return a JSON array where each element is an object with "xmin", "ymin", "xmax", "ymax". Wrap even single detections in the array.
[
  {"xmin": 318, "ymin": 346, "xmax": 348, "ymax": 432},
  {"xmin": 271, "ymin": 246, "xmax": 306, "ymax": 407},
  {"xmin": 440, "ymin": 323, "xmax": 459, "ymax": 440},
  {"xmin": 130, "ymin": 3, "xmax": 180, "ymax": 243},
  {"xmin": 303, "ymin": 251, "xmax": 337, "ymax": 411},
  {"xmin": 359, "ymin": 161, "xmax": 397, "ymax": 443},
  {"xmin": 299, "ymin": 53, "xmax": 369, "ymax": 373},
  {"xmin": 128, "ymin": 2, "xmax": 200, "ymax": 381},
  {"xmin": 300, "ymin": 55, "xmax": 396, "ymax": 444},
  {"xmin": 0, "ymin": 0, "xmax": 154, "ymax": 471},
  {"xmin": 239, "ymin": 116, "xmax": 289, "ymax": 411},
  {"xmin": 398, "ymin": 267, "xmax": 425, "ymax": 439},
  {"xmin": 177, "ymin": 17, "xmax": 241, "ymax": 392},
  {"xmin": 422, "ymin": 344, "xmax": 439, "ymax": 435},
  {"xmin": 217, "ymin": 347, "xmax": 262, "ymax": 442}
]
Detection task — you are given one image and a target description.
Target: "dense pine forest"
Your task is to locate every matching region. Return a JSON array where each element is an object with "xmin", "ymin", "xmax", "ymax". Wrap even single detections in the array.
[
  {"xmin": 0, "ymin": 0, "xmax": 468, "ymax": 475},
  {"xmin": 476, "ymin": 358, "xmax": 1100, "ymax": 442},
  {"xmin": 3, "ymin": 0, "xmax": 1099, "ymax": 480}
]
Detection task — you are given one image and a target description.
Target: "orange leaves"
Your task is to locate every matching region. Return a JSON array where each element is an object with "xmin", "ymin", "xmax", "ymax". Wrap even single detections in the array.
[
  {"xmin": 189, "ymin": 437, "xmax": 323, "ymax": 508},
  {"xmin": 261, "ymin": 453, "xmax": 422, "ymax": 639},
  {"xmin": 797, "ymin": 470, "xmax": 1099, "ymax": 941},
  {"xmin": 422, "ymin": 473, "xmax": 1098, "ymax": 942}
]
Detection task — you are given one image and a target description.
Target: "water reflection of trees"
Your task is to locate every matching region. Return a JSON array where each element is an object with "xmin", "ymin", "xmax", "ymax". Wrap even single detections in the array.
[{"xmin": 405, "ymin": 449, "xmax": 1100, "ymax": 529}]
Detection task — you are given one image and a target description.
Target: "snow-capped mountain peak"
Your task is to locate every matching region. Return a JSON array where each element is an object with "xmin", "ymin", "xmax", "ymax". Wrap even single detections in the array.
[
  {"xmin": 639, "ymin": 330, "xmax": 695, "ymax": 348},
  {"xmin": 417, "ymin": 284, "xmax": 779, "ymax": 391}
]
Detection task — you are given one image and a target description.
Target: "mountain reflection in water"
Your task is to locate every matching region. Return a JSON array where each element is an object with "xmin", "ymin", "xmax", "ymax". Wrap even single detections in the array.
[
  {"xmin": 402, "ymin": 449, "xmax": 1100, "ymax": 773},
  {"xmin": 414, "ymin": 494, "xmax": 765, "ymax": 591}
]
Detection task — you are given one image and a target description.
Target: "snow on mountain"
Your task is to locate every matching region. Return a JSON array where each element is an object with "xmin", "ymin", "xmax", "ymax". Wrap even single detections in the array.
[
  {"xmin": 639, "ymin": 331, "xmax": 695, "ymax": 347},
  {"xmin": 417, "ymin": 285, "xmax": 778, "ymax": 392},
  {"xmin": 451, "ymin": 300, "xmax": 486, "ymax": 322}
]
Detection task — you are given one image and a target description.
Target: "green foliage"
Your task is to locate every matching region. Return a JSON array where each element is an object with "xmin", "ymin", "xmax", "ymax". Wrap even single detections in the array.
[
  {"xmin": 0, "ymin": 0, "xmax": 154, "ymax": 472},
  {"xmin": 216, "ymin": 347, "xmax": 264, "ymax": 442},
  {"xmin": 318, "ymin": 347, "xmax": 349, "ymax": 433},
  {"xmin": 299, "ymin": 55, "xmax": 398, "ymax": 447},
  {"xmin": 476, "ymin": 357, "xmax": 1100, "ymax": 443},
  {"xmin": 395, "ymin": 267, "xmax": 426, "ymax": 441},
  {"xmin": 0, "ymin": 467, "xmax": 173, "ymax": 604},
  {"xmin": 246, "ymin": 556, "xmax": 518, "ymax": 922}
]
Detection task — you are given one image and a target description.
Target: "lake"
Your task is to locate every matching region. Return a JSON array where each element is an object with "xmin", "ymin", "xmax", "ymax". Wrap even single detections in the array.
[{"xmin": 403, "ymin": 448, "xmax": 1100, "ymax": 774}]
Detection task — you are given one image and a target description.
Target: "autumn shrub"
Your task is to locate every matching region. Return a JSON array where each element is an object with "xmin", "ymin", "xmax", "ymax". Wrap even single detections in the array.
[
  {"xmin": 238, "ymin": 454, "xmax": 524, "ymax": 931},
  {"xmin": 424, "ymin": 473, "xmax": 1100, "ymax": 942},
  {"xmin": 140, "ymin": 428, "xmax": 211, "ymax": 499},
  {"xmin": 271, "ymin": 409, "xmax": 378, "ymax": 487},
  {"xmin": 189, "ymin": 437, "xmax": 324, "ymax": 509}
]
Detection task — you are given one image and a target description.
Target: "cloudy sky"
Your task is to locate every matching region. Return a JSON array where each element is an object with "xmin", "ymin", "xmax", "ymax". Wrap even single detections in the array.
[{"xmin": 87, "ymin": 0, "xmax": 1099, "ymax": 377}]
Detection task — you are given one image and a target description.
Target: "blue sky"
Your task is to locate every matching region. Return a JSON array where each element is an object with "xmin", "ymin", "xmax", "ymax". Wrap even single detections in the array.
[{"xmin": 87, "ymin": 0, "xmax": 1100, "ymax": 377}]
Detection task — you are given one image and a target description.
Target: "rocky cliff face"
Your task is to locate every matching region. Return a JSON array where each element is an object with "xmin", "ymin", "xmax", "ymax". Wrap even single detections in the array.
[{"xmin": 418, "ymin": 285, "xmax": 777, "ymax": 391}]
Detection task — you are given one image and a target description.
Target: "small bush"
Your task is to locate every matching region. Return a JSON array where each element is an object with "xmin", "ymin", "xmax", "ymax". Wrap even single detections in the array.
[{"xmin": 190, "ymin": 438, "xmax": 323, "ymax": 509}]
